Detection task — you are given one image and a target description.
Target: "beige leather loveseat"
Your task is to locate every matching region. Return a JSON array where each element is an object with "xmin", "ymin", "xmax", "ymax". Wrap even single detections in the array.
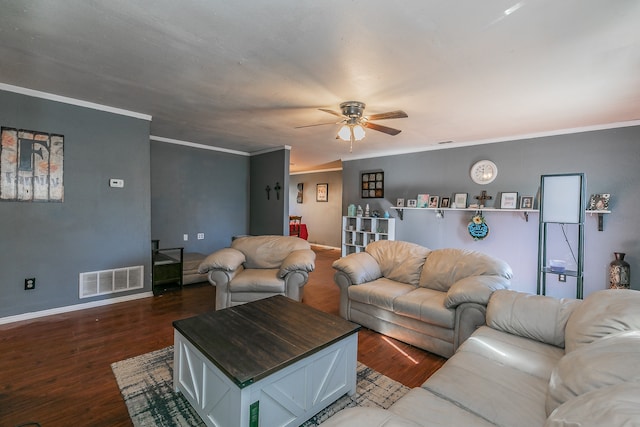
[
  {"xmin": 198, "ymin": 235, "xmax": 315, "ymax": 310},
  {"xmin": 332, "ymin": 240, "xmax": 512, "ymax": 358},
  {"xmin": 324, "ymin": 289, "xmax": 640, "ymax": 427}
]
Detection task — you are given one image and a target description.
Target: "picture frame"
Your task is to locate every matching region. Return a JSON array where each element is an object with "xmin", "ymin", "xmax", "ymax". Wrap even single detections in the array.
[
  {"xmin": 519, "ymin": 196, "xmax": 534, "ymax": 209},
  {"xmin": 407, "ymin": 199, "xmax": 417, "ymax": 208},
  {"xmin": 361, "ymin": 171, "xmax": 384, "ymax": 198},
  {"xmin": 428, "ymin": 195, "xmax": 439, "ymax": 208},
  {"xmin": 417, "ymin": 193, "xmax": 430, "ymax": 208},
  {"xmin": 500, "ymin": 192, "xmax": 518, "ymax": 209},
  {"xmin": 316, "ymin": 183, "xmax": 328, "ymax": 202},
  {"xmin": 453, "ymin": 193, "xmax": 468, "ymax": 209},
  {"xmin": 587, "ymin": 193, "xmax": 610, "ymax": 211},
  {"xmin": 440, "ymin": 197, "xmax": 450, "ymax": 208},
  {"xmin": 396, "ymin": 198, "xmax": 405, "ymax": 207}
]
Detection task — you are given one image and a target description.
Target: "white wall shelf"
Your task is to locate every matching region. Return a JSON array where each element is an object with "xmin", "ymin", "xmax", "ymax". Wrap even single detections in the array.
[
  {"xmin": 390, "ymin": 207, "xmax": 610, "ymax": 230},
  {"xmin": 342, "ymin": 216, "xmax": 395, "ymax": 256}
]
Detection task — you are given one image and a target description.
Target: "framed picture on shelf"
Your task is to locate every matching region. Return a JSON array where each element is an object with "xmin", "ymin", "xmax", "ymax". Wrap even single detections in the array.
[
  {"xmin": 361, "ymin": 171, "xmax": 384, "ymax": 198},
  {"xmin": 407, "ymin": 199, "xmax": 418, "ymax": 208},
  {"xmin": 519, "ymin": 196, "xmax": 534, "ymax": 209},
  {"xmin": 316, "ymin": 183, "xmax": 328, "ymax": 202},
  {"xmin": 454, "ymin": 193, "xmax": 468, "ymax": 208},
  {"xmin": 428, "ymin": 195, "xmax": 439, "ymax": 208},
  {"xmin": 587, "ymin": 193, "xmax": 610, "ymax": 211},
  {"xmin": 396, "ymin": 198, "xmax": 405, "ymax": 207},
  {"xmin": 417, "ymin": 193, "xmax": 430, "ymax": 208},
  {"xmin": 440, "ymin": 197, "xmax": 450, "ymax": 208},
  {"xmin": 500, "ymin": 192, "xmax": 518, "ymax": 209}
]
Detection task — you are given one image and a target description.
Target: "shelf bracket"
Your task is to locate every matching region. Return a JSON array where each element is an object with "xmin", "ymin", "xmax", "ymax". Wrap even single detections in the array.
[
  {"xmin": 396, "ymin": 209, "xmax": 404, "ymax": 220},
  {"xmin": 598, "ymin": 213, "xmax": 604, "ymax": 231}
]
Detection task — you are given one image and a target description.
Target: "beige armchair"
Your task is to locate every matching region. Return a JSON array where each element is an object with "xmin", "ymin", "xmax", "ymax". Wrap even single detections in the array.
[{"xmin": 198, "ymin": 235, "xmax": 316, "ymax": 310}]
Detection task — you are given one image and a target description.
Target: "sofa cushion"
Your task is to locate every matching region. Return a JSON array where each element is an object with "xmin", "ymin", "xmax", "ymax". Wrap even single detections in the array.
[
  {"xmin": 348, "ymin": 278, "xmax": 415, "ymax": 311},
  {"xmin": 545, "ymin": 331, "xmax": 640, "ymax": 416},
  {"xmin": 545, "ymin": 383, "xmax": 640, "ymax": 427},
  {"xmin": 564, "ymin": 289, "xmax": 640, "ymax": 353},
  {"xmin": 462, "ymin": 326, "xmax": 565, "ymax": 380},
  {"xmin": 423, "ymin": 347, "xmax": 551, "ymax": 427},
  {"xmin": 393, "ymin": 288, "xmax": 455, "ymax": 328},
  {"xmin": 232, "ymin": 235, "xmax": 311, "ymax": 269},
  {"xmin": 419, "ymin": 248, "xmax": 512, "ymax": 292},
  {"xmin": 389, "ymin": 387, "xmax": 496, "ymax": 427},
  {"xmin": 365, "ymin": 240, "xmax": 431, "ymax": 286},
  {"xmin": 229, "ymin": 269, "xmax": 284, "ymax": 293},
  {"xmin": 487, "ymin": 290, "xmax": 581, "ymax": 348},
  {"xmin": 321, "ymin": 407, "xmax": 422, "ymax": 427}
]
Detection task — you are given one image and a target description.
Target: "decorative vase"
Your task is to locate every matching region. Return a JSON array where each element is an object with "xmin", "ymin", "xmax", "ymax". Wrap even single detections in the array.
[
  {"xmin": 347, "ymin": 204, "xmax": 356, "ymax": 217},
  {"xmin": 609, "ymin": 252, "xmax": 630, "ymax": 289}
]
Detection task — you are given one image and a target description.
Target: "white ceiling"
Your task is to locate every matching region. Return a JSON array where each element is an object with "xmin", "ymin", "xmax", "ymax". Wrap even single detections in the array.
[{"xmin": 1, "ymin": 1, "xmax": 639, "ymax": 172}]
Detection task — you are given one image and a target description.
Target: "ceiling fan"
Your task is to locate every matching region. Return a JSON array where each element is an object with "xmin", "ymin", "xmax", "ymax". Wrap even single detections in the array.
[{"xmin": 296, "ymin": 101, "xmax": 408, "ymax": 152}]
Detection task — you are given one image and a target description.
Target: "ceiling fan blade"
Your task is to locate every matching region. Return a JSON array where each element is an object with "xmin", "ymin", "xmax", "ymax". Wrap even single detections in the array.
[
  {"xmin": 366, "ymin": 110, "xmax": 408, "ymax": 121},
  {"xmin": 364, "ymin": 121, "xmax": 402, "ymax": 136},
  {"xmin": 318, "ymin": 108, "xmax": 345, "ymax": 118},
  {"xmin": 294, "ymin": 122, "xmax": 340, "ymax": 129}
]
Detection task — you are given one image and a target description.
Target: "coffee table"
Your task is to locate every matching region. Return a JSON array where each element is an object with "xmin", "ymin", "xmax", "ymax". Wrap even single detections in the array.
[{"xmin": 173, "ymin": 295, "xmax": 360, "ymax": 427}]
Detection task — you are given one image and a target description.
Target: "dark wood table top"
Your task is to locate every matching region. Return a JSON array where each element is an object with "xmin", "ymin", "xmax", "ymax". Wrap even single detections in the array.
[{"xmin": 173, "ymin": 295, "xmax": 360, "ymax": 388}]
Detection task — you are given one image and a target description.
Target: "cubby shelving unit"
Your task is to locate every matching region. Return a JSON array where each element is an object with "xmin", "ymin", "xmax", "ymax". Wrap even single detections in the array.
[{"xmin": 341, "ymin": 216, "xmax": 395, "ymax": 256}]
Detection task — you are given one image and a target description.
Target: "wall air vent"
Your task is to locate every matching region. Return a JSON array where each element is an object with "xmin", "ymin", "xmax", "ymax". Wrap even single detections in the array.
[{"xmin": 79, "ymin": 266, "xmax": 144, "ymax": 298}]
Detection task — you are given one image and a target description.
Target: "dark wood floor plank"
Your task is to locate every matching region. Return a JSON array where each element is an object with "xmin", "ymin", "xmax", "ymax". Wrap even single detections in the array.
[{"xmin": 0, "ymin": 246, "xmax": 445, "ymax": 426}]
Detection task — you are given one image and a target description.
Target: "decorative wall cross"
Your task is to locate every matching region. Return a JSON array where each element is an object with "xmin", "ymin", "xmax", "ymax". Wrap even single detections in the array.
[{"xmin": 475, "ymin": 190, "xmax": 493, "ymax": 207}]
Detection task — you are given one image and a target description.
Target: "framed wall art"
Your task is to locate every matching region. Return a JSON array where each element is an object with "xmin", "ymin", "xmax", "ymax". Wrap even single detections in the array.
[
  {"xmin": 500, "ymin": 192, "xmax": 518, "ymax": 209},
  {"xmin": 316, "ymin": 183, "xmax": 328, "ymax": 202},
  {"xmin": 361, "ymin": 171, "xmax": 384, "ymax": 198},
  {"xmin": 519, "ymin": 196, "xmax": 534, "ymax": 209},
  {"xmin": 454, "ymin": 193, "xmax": 468, "ymax": 208}
]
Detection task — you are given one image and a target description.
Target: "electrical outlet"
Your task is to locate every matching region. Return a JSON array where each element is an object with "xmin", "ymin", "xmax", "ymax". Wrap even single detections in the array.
[
  {"xmin": 197, "ymin": 233, "xmax": 205, "ymax": 240},
  {"xmin": 558, "ymin": 274, "xmax": 566, "ymax": 282},
  {"xmin": 183, "ymin": 234, "xmax": 188, "ymax": 241},
  {"xmin": 25, "ymin": 278, "xmax": 36, "ymax": 290}
]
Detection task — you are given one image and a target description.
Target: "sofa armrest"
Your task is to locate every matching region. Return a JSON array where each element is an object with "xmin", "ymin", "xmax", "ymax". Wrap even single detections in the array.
[
  {"xmin": 445, "ymin": 275, "xmax": 510, "ymax": 309},
  {"xmin": 279, "ymin": 249, "xmax": 316, "ymax": 278},
  {"xmin": 332, "ymin": 252, "xmax": 382, "ymax": 285},
  {"xmin": 198, "ymin": 248, "xmax": 246, "ymax": 273}
]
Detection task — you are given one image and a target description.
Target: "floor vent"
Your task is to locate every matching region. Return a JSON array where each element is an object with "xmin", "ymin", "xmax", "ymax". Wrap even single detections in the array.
[{"xmin": 79, "ymin": 265, "xmax": 144, "ymax": 298}]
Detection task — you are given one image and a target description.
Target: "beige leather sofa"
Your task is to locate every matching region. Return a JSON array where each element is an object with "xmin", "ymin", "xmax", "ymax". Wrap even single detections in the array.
[
  {"xmin": 324, "ymin": 289, "xmax": 640, "ymax": 427},
  {"xmin": 198, "ymin": 235, "xmax": 315, "ymax": 310},
  {"xmin": 332, "ymin": 240, "xmax": 513, "ymax": 357}
]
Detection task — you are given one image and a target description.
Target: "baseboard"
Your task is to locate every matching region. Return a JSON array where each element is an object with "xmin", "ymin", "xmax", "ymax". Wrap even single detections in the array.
[{"xmin": 0, "ymin": 291, "xmax": 154, "ymax": 325}]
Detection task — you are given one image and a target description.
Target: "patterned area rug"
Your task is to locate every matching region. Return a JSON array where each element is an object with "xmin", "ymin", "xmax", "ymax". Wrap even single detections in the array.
[{"xmin": 112, "ymin": 346, "xmax": 410, "ymax": 426}]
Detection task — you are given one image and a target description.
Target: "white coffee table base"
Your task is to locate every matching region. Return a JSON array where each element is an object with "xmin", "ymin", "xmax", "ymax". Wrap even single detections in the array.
[{"xmin": 174, "ymin": 330, "xmax": 358, "ymax": 427}]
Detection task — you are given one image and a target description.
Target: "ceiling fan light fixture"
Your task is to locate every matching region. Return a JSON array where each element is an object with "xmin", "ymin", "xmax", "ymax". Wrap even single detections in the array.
[
  {"xmin": 338, "ymin": 124, "xmax": 366, "ymax": 142},
  {"xmin": 352, "ymin": 124, "xmax": 365, "ymax": 141}
]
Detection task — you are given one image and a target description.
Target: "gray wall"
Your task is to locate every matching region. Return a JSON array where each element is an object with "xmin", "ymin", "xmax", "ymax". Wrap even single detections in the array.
[
  {"xmin": 150, "ymin": 141, "xmax": 249, "ymax": 252},
  {"xmin": 250, "ymin": 149, "xmax": 289, "ymax": 235},
  {"xmin": 0, "ymin": 90, "xmax": 151, "ymax": 318},
  {"xmin": 289, "ymin": 170, "xmax": 343, "ymax": 247},
  {"xmin": 342, "ymin": 125, "xmax": 640, "ymax": 299}
]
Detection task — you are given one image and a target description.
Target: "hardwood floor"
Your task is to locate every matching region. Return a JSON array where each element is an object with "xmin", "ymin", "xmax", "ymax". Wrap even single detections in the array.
[{"xmin": 0, "ymin": 246, "xmax": 445, "ymax": 427}]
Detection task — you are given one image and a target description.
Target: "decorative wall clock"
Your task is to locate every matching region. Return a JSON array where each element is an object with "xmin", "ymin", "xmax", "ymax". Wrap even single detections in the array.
[{"xmin": 470, "ymin": 160, "xmax": 498, "ymax": 185}]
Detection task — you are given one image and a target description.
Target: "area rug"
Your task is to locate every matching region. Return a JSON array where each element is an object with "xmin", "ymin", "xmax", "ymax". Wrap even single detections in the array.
[{"xmin": 112, "ymin": 346, "xmax": 410, "ymax": 426}]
